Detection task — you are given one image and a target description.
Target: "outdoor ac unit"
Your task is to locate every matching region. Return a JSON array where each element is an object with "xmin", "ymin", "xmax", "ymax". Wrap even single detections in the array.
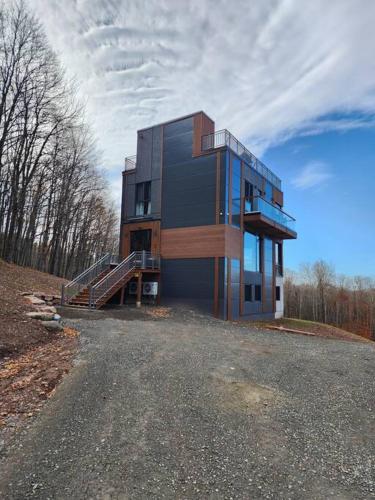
[
  {"xmin": 143, "ymin": 282, "xmax": 158, "ymax": 295},
  {"xmin": 128, "ymin": 282, "xmax": 138, "ymax": 295}
]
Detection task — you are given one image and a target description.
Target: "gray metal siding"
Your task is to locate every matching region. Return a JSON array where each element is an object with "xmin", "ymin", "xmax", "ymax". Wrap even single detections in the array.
[
  {"xmin": 161, "ymin": 154, "xmax": 217, "ymax": 229},
  {"xmin": 123, "ymin": 125, "xmax": 162, "ymax": 222},
  {"xmin": 161, "ymin": 258, "xmax": 215, "ymax": 313}
]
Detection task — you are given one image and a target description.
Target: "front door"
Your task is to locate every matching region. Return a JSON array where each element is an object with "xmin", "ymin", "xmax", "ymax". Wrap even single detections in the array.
[{"xmin": 130, "ymin": 229, "xmax": 152, "ymax": 252}]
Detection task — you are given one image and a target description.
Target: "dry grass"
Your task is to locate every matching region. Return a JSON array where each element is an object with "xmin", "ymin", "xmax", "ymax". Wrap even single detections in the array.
[{"xmin": 258, "ymin": 317, "xmax": 370, "ymax": 342}]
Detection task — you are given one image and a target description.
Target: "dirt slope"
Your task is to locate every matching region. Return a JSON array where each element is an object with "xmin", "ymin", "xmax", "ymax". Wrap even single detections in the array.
[{"xmin": 0, "ymin": 259, "xmax": 67, "ymax": 358}]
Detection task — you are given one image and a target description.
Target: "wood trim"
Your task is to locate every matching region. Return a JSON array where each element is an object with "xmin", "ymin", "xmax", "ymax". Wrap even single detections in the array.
[
  {"xmin": 215, "ymin": 152, "xmax": 221, "ymax": 224},
  {"xmin": 193, "ymin": 112, "xmax": 215, "ymax": 157},
  {"xmin": 272, "ymin": 187, "xmax": 284, "ymax": 207},
  {"xmin": 161, "ymin": 224, "xmax": 242, "ymax": 259},
  {"xmin": 121, "ymin": 220, "xmax": 161, "ymax": 258}
]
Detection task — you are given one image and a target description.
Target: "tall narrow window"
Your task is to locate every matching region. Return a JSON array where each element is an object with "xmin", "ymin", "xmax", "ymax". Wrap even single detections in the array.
[
  {"xmin": 244, "ymin": 231, "xmax": 260, "ymax": 272},
  {"xmin": 135, "ymin": 182, "xmax": 151, "ymax": 216},
  {"xmin": 275, "ymin": 242, "xmax": 283, "ymax": 276},
  {"xmin": 244, "ymin": 181, "xmax": 253, "ymax": 213}
]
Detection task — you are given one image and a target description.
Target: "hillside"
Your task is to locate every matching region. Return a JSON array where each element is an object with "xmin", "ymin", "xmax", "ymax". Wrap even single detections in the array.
[
  {"xmin": 0, "ymin": 259, "xmax": 67, "ymax": 358},
  {"xmin": 0, "ymin": 260, "xmax": 78, "ymax": 433}
]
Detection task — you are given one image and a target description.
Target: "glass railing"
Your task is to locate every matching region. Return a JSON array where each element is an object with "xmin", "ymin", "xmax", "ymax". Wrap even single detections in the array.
[
  {"xmin": 202, "ymin": 129, "xmax": 281, "ymax": 190},
  {"xmin": 124, "ymin": 155, "xmax": 136, "ymax": 171},
  {"xmin": 245, "ymin": 196, "xmax": 296, "ymax": 233}
]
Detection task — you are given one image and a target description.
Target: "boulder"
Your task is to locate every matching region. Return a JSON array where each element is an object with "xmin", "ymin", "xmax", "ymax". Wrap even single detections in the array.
[
  {"xmin": 26, "ymin": 311, "xmax": 55, "ymax": 321},
  {"xmin": 53, "ymin": 314, "xmax": 62, "ymax": 322},
  {"xmin": 25, "ymin": 295, "xmax": 45, "ymax": 306},
  {"xmin": 41, "ymin": 320, "xmax": 63, "ymax": 332},
  {"xmin": 36, "ymin": 305, "xmax": 57, "ymax": 314}
]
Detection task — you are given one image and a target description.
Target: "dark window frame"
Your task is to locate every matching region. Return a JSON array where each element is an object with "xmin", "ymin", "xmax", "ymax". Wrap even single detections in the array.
[
  {"xmin": 135, "ymin": 181, "xmax": 151, "ymax": 216},
  {"xmin": 275, "ymin": 286, "xmax": 281, "ymax": 301},
  {"xmin": 254, "ymin": 284, "xmax": 262, "ymax": 302},
  {"xmin": 245, "ymin": 284, "xmax": 253, "ymax": 302}
]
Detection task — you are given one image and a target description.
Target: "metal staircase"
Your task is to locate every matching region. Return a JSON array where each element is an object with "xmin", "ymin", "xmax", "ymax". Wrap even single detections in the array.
[{"xmin": 61, "ymin": 252, "xmax": 160, "ymax": 309}]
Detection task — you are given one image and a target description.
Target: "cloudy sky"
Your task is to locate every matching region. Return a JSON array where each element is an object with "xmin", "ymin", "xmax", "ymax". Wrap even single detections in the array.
[{"xmin": 30, "ymin": 0, "xmax": 375, "ymax": 275}]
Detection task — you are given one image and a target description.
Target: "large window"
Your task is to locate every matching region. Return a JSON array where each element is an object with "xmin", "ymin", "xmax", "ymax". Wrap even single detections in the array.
[
  {"xmin": 244, "ymin": 231, "xmax": 260, "ymax": 272},
  {"xmin": 135, "ymin": 182, "xmax": 151, "ymax": 216}
]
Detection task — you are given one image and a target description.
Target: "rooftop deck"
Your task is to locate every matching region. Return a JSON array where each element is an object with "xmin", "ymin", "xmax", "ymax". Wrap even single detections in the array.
[{"xmin": 201, "ymin": 129, "xmax": 281, "ymax": 190}]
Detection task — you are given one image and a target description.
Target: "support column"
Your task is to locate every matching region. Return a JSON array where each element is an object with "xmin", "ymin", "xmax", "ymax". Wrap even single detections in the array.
[
  {"xmin": 136, "ymin": 272, "xmax": 142, "ymax": 308},
  {"xmin": 120, "ymin": 285, "xmax": 125, "ymax": 305}
]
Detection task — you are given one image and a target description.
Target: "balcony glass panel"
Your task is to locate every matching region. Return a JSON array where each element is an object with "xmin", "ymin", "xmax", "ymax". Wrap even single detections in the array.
[{"xmin": 246, "ymin": 196, "xmax": 296, "ymax": 232}]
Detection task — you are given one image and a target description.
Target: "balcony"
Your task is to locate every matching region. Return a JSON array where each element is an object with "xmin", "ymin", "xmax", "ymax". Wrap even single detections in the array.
[
  {"xmin": 201, "ymin": 129, "xmax": 281, "ymax": 190},
  {"xmin": 244, "ymin": 196, "xmax": 297, "ymax": 240},
  {"xmin": 124, "ymin": 155, "xmax": 136, "ymax": 171}
]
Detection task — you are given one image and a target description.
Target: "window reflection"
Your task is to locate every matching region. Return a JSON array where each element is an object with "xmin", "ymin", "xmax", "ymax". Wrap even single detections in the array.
[{"xmin": 244, "ymin": 231, "xmax": 260, "ymax": 272}]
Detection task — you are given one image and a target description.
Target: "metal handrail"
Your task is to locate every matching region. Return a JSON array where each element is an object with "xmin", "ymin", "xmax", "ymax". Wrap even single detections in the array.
[
  {"xmin": 201, "ymin": 129, "xmax": 281, "ymax": 190},
  {"xmin": 61, "ymin": 253, "xmax": 119, "ymax": 305},
  {"xmin": 67, "ymin": 253, "xmax": 111, "ymax": 287},
  {"xmin": 90, "ymin": 251, "xmax": 160, "ymax": 307}
]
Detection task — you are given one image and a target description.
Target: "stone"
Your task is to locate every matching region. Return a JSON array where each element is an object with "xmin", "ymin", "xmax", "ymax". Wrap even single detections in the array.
[
  {"xmin": 41, "ymin": 320, "xmax": 63, "ymax": 332},
  {"xmin": 36, "ymin": 305, "xmax": 57, "ymax": 314},
  {"xmin": 53, "ymin": 314, "xmax": 62, "ymax": 322},
  {"xmin": 25, "ymin": 295, "xmax": 45, "ymax": 306},
  {"xmin": 26, "ymin": 312, "xmax": 55, "ymax": 321}
]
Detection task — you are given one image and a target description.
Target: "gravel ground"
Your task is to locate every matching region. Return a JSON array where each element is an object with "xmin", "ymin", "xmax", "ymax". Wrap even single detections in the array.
[{"xmin": 0, "ymin": 306, "xmax": 374, "ymax": 499}]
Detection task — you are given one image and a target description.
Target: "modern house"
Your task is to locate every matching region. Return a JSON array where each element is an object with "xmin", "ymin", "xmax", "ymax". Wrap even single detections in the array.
[
  {"xmin": 61, "ymin": 111, "xmax": 296, "ymax": 317},
  {"xmin": 119, "ymin": 111, "xmax": 297, "ymax": 320}
]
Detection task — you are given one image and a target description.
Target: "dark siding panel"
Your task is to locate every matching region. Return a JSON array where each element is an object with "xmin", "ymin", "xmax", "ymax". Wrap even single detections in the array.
[
  {"xmin": 218, "ymin": 257, "xmax": 227, "ymax": 319},
  {"xmin": 162, "ymin": 154, "xmax": 217, "ymax": 229},
  {"xmin": 243, "ymin": 271, "xmax": 262, "ymax": 315},
  {"xmin": 136, "ymin": 128, "xmax": 153, "ymax": 183},
  {"xmin": 161, "ymin": 258, "xmax": 214, "ymax": 313}
]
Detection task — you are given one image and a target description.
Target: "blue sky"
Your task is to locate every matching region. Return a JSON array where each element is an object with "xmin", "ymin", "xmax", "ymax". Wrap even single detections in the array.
[
  {"xmin": 28, "ymin": 0, "xmax": 375, "ymax": 277},
  {"xmin": 263, "ymin": 122, "xmax": 375, "ymax": 276}
]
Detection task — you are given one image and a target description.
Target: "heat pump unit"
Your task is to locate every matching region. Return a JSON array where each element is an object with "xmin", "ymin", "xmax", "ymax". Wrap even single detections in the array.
[
  {"xmin": 143, "ymin": 282, "xmax": 158, "ymax": 296},
  {"xmin": 129, "ymin": 282, "xmax": 138, "ymax": 295}
]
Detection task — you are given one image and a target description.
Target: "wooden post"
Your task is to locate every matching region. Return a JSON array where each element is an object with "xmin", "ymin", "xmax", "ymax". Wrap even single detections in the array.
[
  {"xmin": 136, "ymin": 272, "xmax": 142, "ymax": 308},
  {"xmin": 120, "ymin": 285, "xmax": 125, "ymax": 305},
  {"xmin": 156, "ymin": 273, "xmax": 161, "ymax": 305}
]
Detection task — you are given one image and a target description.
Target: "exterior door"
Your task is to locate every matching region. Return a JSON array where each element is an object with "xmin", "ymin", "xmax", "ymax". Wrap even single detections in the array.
[{"xmin": 130, "ymin": 229, "xmax": 152, "ymax": 252}]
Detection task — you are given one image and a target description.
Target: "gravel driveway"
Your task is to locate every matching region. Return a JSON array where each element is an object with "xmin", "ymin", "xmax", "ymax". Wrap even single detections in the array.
[{"xmin": 0, "ymin": 306, "xmax": 374, "ymax": 499}]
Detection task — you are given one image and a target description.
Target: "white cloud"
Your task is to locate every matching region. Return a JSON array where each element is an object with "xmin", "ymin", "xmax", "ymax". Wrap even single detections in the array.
[
  {"xmin": 27, "ymin": 0, "xmax": 375, "ymax": 201},
  {"xmin": 291, "ymin": 161, "xmax": 332, "ymax": 190}
]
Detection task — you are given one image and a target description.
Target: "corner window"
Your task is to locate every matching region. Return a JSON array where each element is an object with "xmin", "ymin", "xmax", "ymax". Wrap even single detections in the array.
[
  {"xmin": 254, "ymin": 285, "xmax": 262, "ymax": 302},
  {"xmin": 135, "ymin": 182, "xmax": 151, "ymax": 216},
  {"xmin": 244, "ymin": 231, "xmax": 260, "ymax": 272}
]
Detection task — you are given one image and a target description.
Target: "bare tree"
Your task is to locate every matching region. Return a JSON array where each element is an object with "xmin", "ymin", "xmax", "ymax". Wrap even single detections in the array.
[{"xmin": 0, "ymin": 1, "xmax": 118, "ymax": 279}]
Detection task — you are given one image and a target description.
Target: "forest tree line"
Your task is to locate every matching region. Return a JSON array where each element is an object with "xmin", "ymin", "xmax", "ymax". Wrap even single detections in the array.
[
  {"xmin": 0, "ymin": 1, "xmax": 118, "ymax": 279},
  {"xmin": 284, "ymin": 260, "xmax": 375, "ymax": 339}
]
